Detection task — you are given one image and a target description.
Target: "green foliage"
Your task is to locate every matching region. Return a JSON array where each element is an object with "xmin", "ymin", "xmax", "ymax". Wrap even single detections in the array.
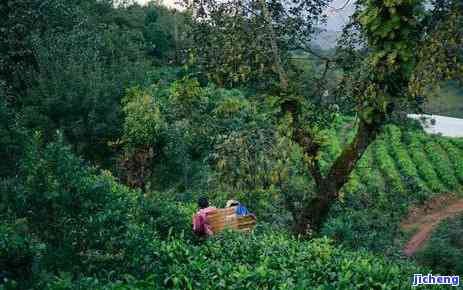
[
  {"xmin": 386, "ymin": 126, "xmax": 429, "ymax": 193},
  {"xmin": 324, "ymin": 208, "xmax": 401, "ymax": 253},
  {"xmin": 0, "ymin": 221, "xmax": 44, "ymax": 286},
  {"xmin": 355, "ymin": 0, "xmax": 425, "ymax": 121},
  {"xmin": 358, "ymin": 0, "xmax": 423, "ymax": 73},
  {"xmin": 186, "ymin": 0, "xmax": 327, "ymax": 90},
  {"xmin": 4, "ymin": 117, "xmax": 463, "ymax": 288},
  {"xmin": 342, "ymin": 172, "xmax": 365, "ymax": 196},
  {"xmin": 134, "ymin": 193, "xmax": 195, "ymax": 240},
  {"xmin": 118, "ymin": 78, "xmax": 281, "ymax": 191},
  {"xmin": 22, "ymin": 22, "xmax": 150, "ymax": 164},
  {"xmin": 375, "ymin": 138, "xmax": 406, "ymax": 195},
  {"xmin": 0, "ymin": 98, "xmax": 27, "ymax": 177},
  {"xmin": 44, "ymin": 233, "xmax": 424, "ymax": 289},
  {"xmin": 422, "ymin": 82, "xmax": 463, "ymax": 118},
  {"xmin": 143, "ymin": 3, "xmax": 188, "ymax": 64},
  {"xmin": 407, "ymin": 132, "xmax": 445, "ymax": 192},
  {"xmin": 411, "ymin": 2, "xmax": 463, "ymax": 96},
  {"xmin": 437, "ymin": 138, "xmax": 463, "ymax": 184},
  {"xmin": 319, "ymin": 129, "xmax": 342, "ymax": 175},
  {"xmin": 0, "ymin": 0, "xmax": 186, "ymax": 170},
  {"xmin": 0, "ymin": 0, "xmax": 81, "ymax": 96},
  {"xmin": 416, "ymin": 213, "xmax": 463, "ymax": 275},
  {"xmin": 323, "ymin": 121, "xmax": 463, "ymax": 254},
  {"xmin": 2, "ymin": 128, "xmax": 435, "ymax": 288},
  {"xmin": 122, "ymin": 87, "xmax": 166, "ymax": 151},
  {"xmin": 212, "ymin": 126, "xmax": 278, "ymax": 192},
  {"xmin": 1, "ymin": 131, "xmax": 139, "ymax": 281},
  {"xmin": 423, "ymin": 139, "xmax": 459, "ymax": 190},
  {"xmin": 2, "ymin": 0, "xmax": 463, "ymax": 287}
]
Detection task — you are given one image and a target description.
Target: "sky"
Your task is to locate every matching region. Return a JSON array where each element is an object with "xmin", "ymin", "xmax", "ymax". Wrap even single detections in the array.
[
  {"xmin": 134, "ymin": 0, "xmax": 355, "ymax": 31},
  {"xmin": 325, "ymin": 0, "xmax": 355, "ymax": 31}
]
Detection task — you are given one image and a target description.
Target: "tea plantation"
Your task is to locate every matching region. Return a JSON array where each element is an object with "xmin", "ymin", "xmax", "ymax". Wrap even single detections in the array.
[
  {"xmin": 2, "ymin": 120, "xmax": 463, "ymax": 289},
  {"xmin": 323, "ymin": 117, "xmax": 463, "ymax": 257}
]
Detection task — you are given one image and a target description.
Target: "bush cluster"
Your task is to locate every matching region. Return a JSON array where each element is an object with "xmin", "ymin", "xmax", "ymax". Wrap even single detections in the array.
[
  {"xmin": 323, "ymin": 123, "xmax": 463, "ymax": 255},
  {"xmin": 42, "ymin": 233, "xmax": 425, "ymax": 290},
  {"xmin": 0, "ymin": 129, "xmax": 434, "ymax": 289},
  {"xmin": 416, "ymin": 213, "xmax": 463, "ymax": 275}
]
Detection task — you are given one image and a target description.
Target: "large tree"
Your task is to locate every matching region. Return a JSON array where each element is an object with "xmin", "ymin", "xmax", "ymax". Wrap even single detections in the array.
[{"xmin": 187, "ymin": 0, "xmax": 462, "ymax": 235}]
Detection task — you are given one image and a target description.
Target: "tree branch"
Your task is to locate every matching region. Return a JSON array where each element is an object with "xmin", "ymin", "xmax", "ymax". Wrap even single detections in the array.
[
  {"xmin": 321, "ymin": 116, "xmax": 384, "ymax": 197},
  {"xmin": 308, "ymin": 158, "xmax": 323, "ymax": 187}
]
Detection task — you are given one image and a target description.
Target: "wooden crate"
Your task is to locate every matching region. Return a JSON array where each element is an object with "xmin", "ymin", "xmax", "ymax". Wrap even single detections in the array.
[{"xmin": 206, "ymin": 207, "xmax": 256, "ymax": 234}]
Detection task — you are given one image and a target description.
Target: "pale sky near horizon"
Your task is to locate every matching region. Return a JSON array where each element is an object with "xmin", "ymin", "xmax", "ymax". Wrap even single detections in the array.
[{"xmin": 134, "ymin": 0, "xmax": 355, "ymax": 31}]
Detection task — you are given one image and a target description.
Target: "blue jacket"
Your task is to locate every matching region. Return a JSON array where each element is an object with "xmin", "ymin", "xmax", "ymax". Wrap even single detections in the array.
[{"xmin": 235, "ymin": 204, "xmax": 255, "ymax": 219}]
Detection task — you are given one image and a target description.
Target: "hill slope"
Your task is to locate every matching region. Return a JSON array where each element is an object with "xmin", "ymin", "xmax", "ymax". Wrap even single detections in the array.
[{"xmin": 322, "ymin": 118, "xmax": 463, "ymax": 256}]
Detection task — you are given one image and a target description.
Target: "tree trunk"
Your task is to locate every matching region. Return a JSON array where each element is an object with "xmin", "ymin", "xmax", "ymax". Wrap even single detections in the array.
[
  {"xmin": 293, "ymin": 195, "xmax": 331, "ymax": 235},
  {"xmin": 293, "ymin": 117, "xmax": 385, "ymax": 235},
  {"xmin": 257, "ymin": 0, "xmax": 384, "ymax": 236}
]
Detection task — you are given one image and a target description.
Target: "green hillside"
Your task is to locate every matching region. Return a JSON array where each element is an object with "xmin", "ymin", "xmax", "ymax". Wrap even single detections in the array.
[
  {"xmin": 2, "ymin": 0, "xmax": 462, "ymax": 288},
  {"xmin": 322, "ymin": 117, "xmax": 463, "ymax": 254},
  {"xmin": 416, "ymin": 212, "xmax": 463, "ymax": 275},
  {"xmin": 424, "ymin": 82, "xmax": 463, "ymax": 118},
  {"xmin": 0, "ymin": 133, "xmax": 429, "ymax": 289}
]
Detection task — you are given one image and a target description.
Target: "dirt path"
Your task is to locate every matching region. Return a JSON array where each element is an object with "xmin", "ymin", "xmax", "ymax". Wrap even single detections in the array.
[{"xmin": 401, "ymin": 193, "xmax": 463, "ymax": 256}]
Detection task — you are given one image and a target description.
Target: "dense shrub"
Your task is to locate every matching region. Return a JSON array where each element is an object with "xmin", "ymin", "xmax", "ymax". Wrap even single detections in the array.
[
  {"xmin": 437, "ymin": 138, "xmax": 463, "ymax": 184},
  {"xmin": 0, "ymin": 98, "xmax": 27, "ymax": 178},
  {"xmin": 43, "ymin": 232, "xmax": 426, "ymax": 289},
  {"xmin": 134, "ymin": 193, "xmax": 196, "ymax": 240},
  {"xmin": 406, "ymin": 132, "xmax": 445, "ymax": 192},
  {"xmin": 415, "ymin": 213, "xmax": 463, "ymax": 275},
  {"xmin": 323, "ymin": 207, "xmax": 403, "ymax": 254},
  {"xmin": 1, "ymin": 132, "xmax": 140, "ymax": 284},
  {"xmin": 422, "ymin": 140, "xmax": 459, "ymax": 190},
  {"xmin": 0, "ymin": 221, "xmax": 45, "ymax": 288},
  {"xmin": 323, "ymin": 123, "xmax": 463, "ymax": 256},
  {"xmin": 3, "ymin": 120, "xmax": 463, "ymax": 289},
  {"xmin": 386, "ymin": 126, "xmax": 429, "ymax": 193}
]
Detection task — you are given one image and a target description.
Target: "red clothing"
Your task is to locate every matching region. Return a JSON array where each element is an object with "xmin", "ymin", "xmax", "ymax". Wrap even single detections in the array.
[{"xmin": 192, "ymin": 207, "xmax": 216, "ymax": 236}]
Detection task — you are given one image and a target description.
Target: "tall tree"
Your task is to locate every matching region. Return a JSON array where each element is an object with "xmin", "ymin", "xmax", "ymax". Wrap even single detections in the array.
[{"xmin": 188, "ymin": 0, "xmax": 462, "ymax": 235}]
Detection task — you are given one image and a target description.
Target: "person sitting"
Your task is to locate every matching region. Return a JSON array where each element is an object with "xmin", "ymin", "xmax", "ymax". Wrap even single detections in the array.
[
  {"xmin": 192, "ymin": 196, "xmax": 217, "ymax": 236},
  {"xmin": 225, "ymin": 199, "xmax": 256, "ymax": 219}
]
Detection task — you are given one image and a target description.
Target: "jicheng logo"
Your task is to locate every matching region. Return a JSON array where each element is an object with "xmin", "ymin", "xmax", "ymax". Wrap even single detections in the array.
[{"xmin": 412, "ymin": 274, "xmax": 460, "ymax": 287}]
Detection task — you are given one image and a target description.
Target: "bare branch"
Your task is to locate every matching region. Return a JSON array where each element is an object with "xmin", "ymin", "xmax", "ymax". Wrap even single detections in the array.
[{"xmin": 328, "ymin": 0, "xmax": 352, "ymax": 11}]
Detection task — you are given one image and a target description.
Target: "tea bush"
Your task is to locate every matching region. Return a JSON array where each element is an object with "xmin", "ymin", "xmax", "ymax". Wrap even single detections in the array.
[
  {"xmin": 407, "ymin": 133, "xmax": 445, "ymax": 192},
  {"xmin": 134, "ymin": 193, "xmax": 196, "ymax": 240},
  {"xmin": 423, "ymin": 140, "xmax": 459, "ymax": 190},
  {"xmin": 3, "ymin": 122, "xmax": 463, "ymax": 289},
  {"xmin": 322, "ymin": 122, "xmax": 463, "ymax": 256},
  {"xmin": 386, "ymin": 126, "xmax": 428, "ymax": 193},
  {"xmin": 0, "ymin": 132, "xmax": 142, "ymax": 286},
  {"xmin": 415, "ymin": 213, "xmax": 463, "ymax": 275},
  {"xmin": 375, "ymin": 139, "xmax": 407, "ymax": 195},
  {"xmin": 437, "ymin": 138, "xmax": 463, "ymax": 184},
  {"xmin": 43, "ymin": 232, "xmax": 428, "ymax": 290}
]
